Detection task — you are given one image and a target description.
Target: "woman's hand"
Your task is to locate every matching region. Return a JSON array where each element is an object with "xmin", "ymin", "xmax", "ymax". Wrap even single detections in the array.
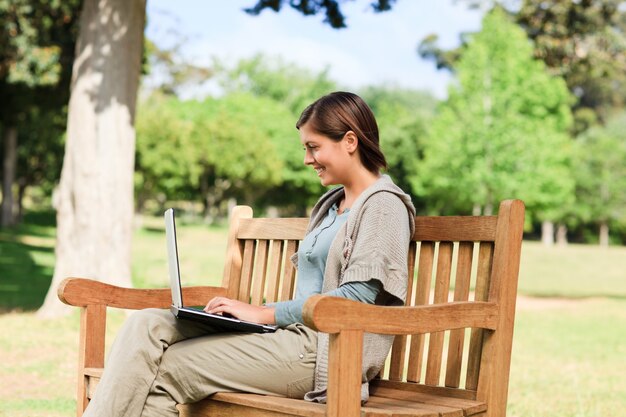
[{"xmin": 204, "ymin": 297, "xmax": 276, "ymax": 325}]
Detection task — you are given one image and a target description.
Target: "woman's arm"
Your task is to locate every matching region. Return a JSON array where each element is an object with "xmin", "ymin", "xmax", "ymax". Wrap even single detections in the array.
[
  {"xmin": 272, "ymin": 279, "xmax": 382, "ymax": 327},
  {"xmin": 204, "ymin": 297, "xmax": 276, "ymax": 324}
]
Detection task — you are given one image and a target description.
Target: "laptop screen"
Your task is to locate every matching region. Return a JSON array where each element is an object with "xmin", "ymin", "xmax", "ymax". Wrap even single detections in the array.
[{"xmin": 165, "ymin": 208, "xmax": 184, "ymax": 308}]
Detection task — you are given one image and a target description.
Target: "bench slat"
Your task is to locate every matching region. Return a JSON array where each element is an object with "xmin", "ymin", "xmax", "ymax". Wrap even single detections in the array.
[
  {"xmin": 407, "ymin": 242, "xmax": 434, "ymax": 383},
  {"xmin": 370, "ymin": 383, "xmax": 486, "ymax": 415},
  {"xmin": 238, "ymin": 240, "xmax": 256, "ymax": 303},
  {"xmin": 445, "ymin": 242, "xmax": 474, "ymax": 388},
  {"xmin": 238, "ymin": 218, "xmax": 308, "ymax": 240},
  {"xmin": 413, "ymin": 216, "xmax": 497, "ymax": 242},
  {"xmin": 279, "ymin": 240, "xmax": 298, "ymax": 302},
  {"xmin": 264, "ymin": 240, "xmax": 284, "ymax": 304},
  {"xmin": 388, "ymin": 242, "xmax": 418, "ymax": 381},
  {"xmin": 425, "ymin": 242, "xmax": 453, "ymax": 386},
  {"xmin": 466, "ymin": 242, "xmax": 494, "ymax": 390},
  {"xmin": 251, "ymin": 240, "xmax": 270, "ymax": 306}
]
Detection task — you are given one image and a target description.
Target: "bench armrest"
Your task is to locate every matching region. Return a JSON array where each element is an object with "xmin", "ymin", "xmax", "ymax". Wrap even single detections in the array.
[
  {"xmin": 302, "ymin": 294, "xmax": 499, "ymax": 334},
  {"xmin": 57, "ymin": 277, "xmax": 227, "ymax": 310}
]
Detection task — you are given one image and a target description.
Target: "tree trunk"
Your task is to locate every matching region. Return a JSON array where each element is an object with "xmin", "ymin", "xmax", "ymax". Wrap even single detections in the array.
[
  {"xmin": 1, "ymin": 126, "xmax": 17, "ymax": 228},
  {"xmin": 16, "ymin": 179, "xmax": 27, "ymax": 223},
  {"xmin": 541, "ymin": 221, "xmax": 554, "ymax": 247},
  {"xmin": 556, "ymin": 223, "xmax": 568, "ymax": 246},
  {"xmin": 38, "ymin": 0, "xmax": 146, "ymax": 318},
  {"xmin": 599, "ymin": 221, "xmax": 609, "ymax": 247}
]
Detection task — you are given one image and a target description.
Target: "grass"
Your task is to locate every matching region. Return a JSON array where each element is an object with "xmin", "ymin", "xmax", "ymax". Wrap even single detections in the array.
[
  {"xmin": 509, "ymin": 298, "xmax": 626, "ymax": 417},
  {"xmin": 519, "ymin": 242, "xmax": 626, "ymax": 299},
  {"xmin": 1, "ymin": 211, "xmax": 625, "ymax": 416}
]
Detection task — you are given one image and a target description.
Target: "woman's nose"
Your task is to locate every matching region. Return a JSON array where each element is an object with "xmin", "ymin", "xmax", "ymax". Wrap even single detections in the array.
[{"xmin": 303, "ymin": 150, "xmax": 314, "ymax": 165}]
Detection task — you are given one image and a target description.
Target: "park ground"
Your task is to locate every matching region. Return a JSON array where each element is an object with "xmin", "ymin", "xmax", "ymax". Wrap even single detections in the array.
[{"xmin": 0, "ymin": 211, "xmax": 625, "ymax": 416}]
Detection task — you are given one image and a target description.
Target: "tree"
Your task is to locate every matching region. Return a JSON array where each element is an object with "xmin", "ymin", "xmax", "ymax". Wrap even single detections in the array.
[
  {"xmin": 135, "ymin": 92, "xmax": 293, "ymax": 219},
  {"xmin": 38, "ymin": 0, "xmax": 146, "ymax": 318},
  {"xmin": 0, "ymin": 0, "xmax": 80, "ymax": 227},
  {"xmin": 515, "ymin": 0, "xmax": 626, "ymax": 132},
  {"xmin": 420, "ymin": 0, "xmax": 626, "ymax": 135},
  {"xmin": 39, "ymin": 0, "xmax": 399, "ymax": 317},
  {"xmin": 572, "ymin": 112, "xmax": 626, "ymax": 246},
  {"xmin": 413, "ymin": 8, "xmax": 574, "ymax": 230}
]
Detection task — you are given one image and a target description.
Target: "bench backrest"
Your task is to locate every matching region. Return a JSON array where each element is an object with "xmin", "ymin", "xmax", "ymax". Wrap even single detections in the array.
[{"xmin": 221, "ymin": 200, "xmax": 524, "ymax": 415}]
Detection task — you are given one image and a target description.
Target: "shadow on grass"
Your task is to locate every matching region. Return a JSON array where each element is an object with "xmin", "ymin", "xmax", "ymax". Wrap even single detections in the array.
[{"xmin": 0, "ymin": 210, "xmax": 56, "ymax": 312}]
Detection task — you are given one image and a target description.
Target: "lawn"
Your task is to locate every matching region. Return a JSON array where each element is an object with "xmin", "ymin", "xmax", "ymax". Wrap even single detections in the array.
[{"xmin": 1, "ymin": 211, "xmax": 625, "ymax": 416}]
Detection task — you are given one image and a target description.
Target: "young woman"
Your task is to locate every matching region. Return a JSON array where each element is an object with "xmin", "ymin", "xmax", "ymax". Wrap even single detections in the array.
[{"xmin": 83, "ymin": 91, "xmax": 415, "ymax": 417}]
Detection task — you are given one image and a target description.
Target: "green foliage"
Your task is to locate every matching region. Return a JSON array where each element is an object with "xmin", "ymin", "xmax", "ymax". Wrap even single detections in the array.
[
  {"xmin": 572, "ymin": 112, "xmax": 626, "ymax": 229},
  {"xmin": 421, "ymin": 1, "xmax": 626, "ymax": 135},
  {"xmin": 136, "ymin": 55, "xmax": 345, "ymax": 216},
  {"xmin": 217, "ymin": 53, "xmax": 338, "ymax": 114},
  {"xmin": 361, "ymin": 86, "xmax": 437, "ymax": 212},
  {"xmin": 0, "ymin": 0, "xmax": 80, "ymax": 94},
  {"xmin": 135, "ymin": 91, "xmax": 319, "ymax": 216},
  {"xmin": 0, "ymin": 0, "xmax": 80, "ymax": 214},
  {"xmin": 414, "ymin": 8, "xmax": 574, "ymax": 221},
  {"xmin": 515, "ymin": 0, "xmax": 626, "ymax": 130}
]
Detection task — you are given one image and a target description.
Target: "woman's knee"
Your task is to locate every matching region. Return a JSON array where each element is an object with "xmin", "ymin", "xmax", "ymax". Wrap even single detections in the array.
[{"xmin": 122, "ymin": 308, "xmax": 175, "ymax": 338}]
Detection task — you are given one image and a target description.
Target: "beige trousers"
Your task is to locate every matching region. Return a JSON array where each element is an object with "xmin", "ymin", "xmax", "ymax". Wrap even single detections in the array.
[{"xmin": 83, "ymin": 308, "xmax": 317, "ymax": 417}]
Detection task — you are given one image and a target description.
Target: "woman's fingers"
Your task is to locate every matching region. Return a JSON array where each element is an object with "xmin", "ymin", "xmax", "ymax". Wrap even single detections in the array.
[{"xmin": 204, "ymin": 296, "xmax": 230, "ymax": 313}]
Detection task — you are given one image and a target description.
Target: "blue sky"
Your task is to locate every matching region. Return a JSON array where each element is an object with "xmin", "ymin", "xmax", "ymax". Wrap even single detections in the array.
[{"xmin": 145, "ymin": 1, "xmax": 485, "ymax": 98}]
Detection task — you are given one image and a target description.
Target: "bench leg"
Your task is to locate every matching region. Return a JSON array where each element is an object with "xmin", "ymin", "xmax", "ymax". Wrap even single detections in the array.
[
  {"xmin": 77, "ymin": 304, "xmax": 106, "ymax": 416},
  {"xmin": 327, "ymin": 330, "xmax": 363, "ymax": 417}
]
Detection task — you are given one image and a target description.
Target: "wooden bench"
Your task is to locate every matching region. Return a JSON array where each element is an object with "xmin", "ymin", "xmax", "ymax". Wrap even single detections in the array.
[{"xmin": 58, "ymin": 199, "xmax": 525, "ymax": 417}]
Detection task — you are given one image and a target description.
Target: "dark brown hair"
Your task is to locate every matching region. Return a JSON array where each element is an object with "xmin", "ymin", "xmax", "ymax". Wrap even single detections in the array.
[{"xmin": 296, "ymin": 91, "xmax": 387, "ymax": 173}]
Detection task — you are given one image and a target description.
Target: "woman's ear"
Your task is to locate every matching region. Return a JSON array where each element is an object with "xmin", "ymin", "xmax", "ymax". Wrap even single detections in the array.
[{"xmin": 343, "ymin": 131, "xmax": 358, "ymax": 154}]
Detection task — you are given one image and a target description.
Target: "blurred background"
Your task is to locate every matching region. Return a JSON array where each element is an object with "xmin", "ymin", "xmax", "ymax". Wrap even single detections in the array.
[{"xmin": 1, "ymin": 1, "xmax": 625, "ymax": 416}]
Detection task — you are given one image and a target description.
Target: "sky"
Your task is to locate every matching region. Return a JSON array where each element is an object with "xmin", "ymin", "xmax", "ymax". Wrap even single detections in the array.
[{"xmin": 145, "ymin": 1, "xmax": 486, "ymax": 99}]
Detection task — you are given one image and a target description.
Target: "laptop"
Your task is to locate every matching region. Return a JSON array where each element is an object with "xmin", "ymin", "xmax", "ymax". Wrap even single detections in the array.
[{"xmin": 164, "ymin": 208, "xmax": 278, "ymax": 333}]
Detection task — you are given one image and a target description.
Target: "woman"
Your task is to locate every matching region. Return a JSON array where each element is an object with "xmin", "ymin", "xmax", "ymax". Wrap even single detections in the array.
[{"xmin": 84, "ymin": 91, "xmax": 415, "ymax": 417}]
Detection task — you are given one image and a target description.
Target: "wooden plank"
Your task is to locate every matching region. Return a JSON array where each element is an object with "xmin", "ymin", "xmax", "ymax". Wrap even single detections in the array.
[
  {"xmin": 466, "ymin": 242, "xmax": 494, "ymax": 391},
  {"xmin": 372, "ymin": 379, "xmax": 479, "ymax": 401},
  {"xmin": 264, "ymin": 240, "xmax": 284, "ymax": 304},
  {"xmin": 238, "ymin": 240, "xmax": 256, "ymax": 303},
  {"xmin": 195, "ymin": 392, "xmax": 326, "ymax": 417},
  {"xmin": 425, "ymin": 242, "xmax": 453, "ymax": 386},
  {"xmin": 327, "ymin": 330, "xmax": 363, "ymax": 417},
  {"xmin": 280, "ymin": 240, "xmax": 298, "ymax": 302},
  {"xmin": 476, "ymin": 200, "xmax": 525, "ymax": 417},
  {"xmin": 238, "ymin": 218, "xmax": 308, "ymax": 240},
  {"xmin": 445, "ymin": 242, "xmax": 474, "ymax": 388},
  {"xmin": 222, "ymin": 206, "xmax": 252, "ymax": 299},
  {"xmin": 414, "ymin": 217, "xmax": 497, "ymax": 242},
  {"xmin": 251, "ymin": 240, "xmax": 269, "ymax": 306},
  {"xmin": 366, "ymin": 396, "xmax": 440, "ymax": 416},
  {"xmin": 407, "ymin": 242, "xmax": 434, "ymax": 383},
  {"xmin": 370, "ymin": 384, "xmax": 486, "ymax": 415},
  {"xmin": 182, "ymin": 401, "xmax": 304, "ymax": 417},
  {"xmin": 388, "ymin": 242, "xmax": 418, "ymax": 381},
  {"xmin": 303, "ymin": 296, "xmax": 499, "ymax": 335},
  {"xmin": 58, "ymin": 278, "xmax": 227, "ymax": 310},
  {"xmin": 77, "ymin": 304, "xmax": 106, "ymax": 415}
]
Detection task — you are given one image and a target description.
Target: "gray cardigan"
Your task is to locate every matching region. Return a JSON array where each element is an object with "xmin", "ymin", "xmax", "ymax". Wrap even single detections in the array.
[{"xmin": 294, "ymin": 175, "xmax": 416, "ymax": 403}]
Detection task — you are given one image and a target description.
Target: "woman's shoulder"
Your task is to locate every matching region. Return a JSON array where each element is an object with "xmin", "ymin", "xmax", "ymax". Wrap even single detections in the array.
[{"xmin": 361, "ymin": 190, "xmax": 411, "ymax": 214}]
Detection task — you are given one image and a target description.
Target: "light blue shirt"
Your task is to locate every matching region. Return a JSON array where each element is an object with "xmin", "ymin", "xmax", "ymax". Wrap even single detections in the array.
[{"xmin": 273, "ymin": 204, "xmax": 381, "ymax": 326}]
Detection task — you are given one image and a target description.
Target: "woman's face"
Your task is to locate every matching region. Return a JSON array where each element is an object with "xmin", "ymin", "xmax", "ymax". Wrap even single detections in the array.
[{"xmin": 299, "ymin": 123, "xmax": 353, "ymax": 187}]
